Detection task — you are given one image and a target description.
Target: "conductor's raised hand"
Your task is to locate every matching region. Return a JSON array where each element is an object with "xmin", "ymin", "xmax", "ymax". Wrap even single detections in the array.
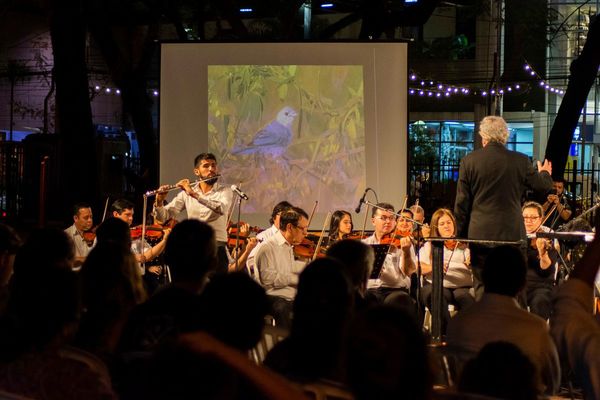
[{"xmin": 537, "ymin": 159, "xmax": 552, "ymax": 175}]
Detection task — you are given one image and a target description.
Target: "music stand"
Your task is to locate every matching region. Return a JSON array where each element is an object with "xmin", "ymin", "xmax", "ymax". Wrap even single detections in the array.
[{"xmin": 369, "ymin": 244, "xmax": 389, "ymax": 280}]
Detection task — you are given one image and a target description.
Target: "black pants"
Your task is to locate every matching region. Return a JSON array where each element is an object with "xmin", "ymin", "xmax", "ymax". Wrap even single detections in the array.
[
  {"xmin": 267, "ymin": 295, "xmax": 293, "ymax": 330},
  {"xmin": 526, "ymin": 280, "xmax": 554, "ymax": 320},
  {"xmin": 421, "ymin": 284, "xmax": 475, "ymax": 333},
  {"xmin": 216, "ymin": 244, "xmax": 229, "ymax": 275},
  {"xmin": 367, "ymin": 287, "xmax": 417, "ymax": 321}
]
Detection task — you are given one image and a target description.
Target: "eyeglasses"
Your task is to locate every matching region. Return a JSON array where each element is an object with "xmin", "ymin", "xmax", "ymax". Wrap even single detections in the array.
[
  {"xmin": 522, "ymin": 215, "xmax": 540, "ymax": 220},
  {"xmin": 375, "ymin": 216, "xmax": 396, "ymax": 222}
]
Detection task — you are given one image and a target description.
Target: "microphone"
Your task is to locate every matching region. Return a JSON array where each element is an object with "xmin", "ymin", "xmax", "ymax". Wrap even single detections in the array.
[
  {"xmin": 355, "ymin": 188, "xmax": 369, "ymax": 213},
  {"xmin": 231, "ymin": 185, "xmax": 249, "ymax": 200}
]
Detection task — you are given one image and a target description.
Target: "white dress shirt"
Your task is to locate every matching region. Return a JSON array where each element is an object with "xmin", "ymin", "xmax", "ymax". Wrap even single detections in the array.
[
  {"xmin": 153, "ymin": 182, "xmax": 233, "ymax": 242},
  {"xmin": 362, "ymin": 234, "xmax": 415, "ymax": 290},
  {"xmin": 256, "ymin": 224, "xmax": 278, "ymax": 243},
  {"xmin": 419, "ymin": 242, "xmax": 472, "ymax": 288},
  {"xmin": 64, "ymin": 224, "xmax": 95, "ymax": 258},
  {"xmin": 255, "ymin": 230, "xmax": 305, "ymax": 300}
]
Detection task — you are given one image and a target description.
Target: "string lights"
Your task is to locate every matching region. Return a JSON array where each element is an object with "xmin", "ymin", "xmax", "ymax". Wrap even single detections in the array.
[
  {"xmin": 409, "ymin": 62, "xmax": 565, "ymax": 99},
  {"xmin": 523, "ymin": 62, "xmax": 565, "ymax": 95},
  {"xmin": 91, "ymin": 85, "xmax": 159, "ymax": 97},
  {"xmin": 90, "ymin": 63, "xmax": 562, "ymax": 101}
]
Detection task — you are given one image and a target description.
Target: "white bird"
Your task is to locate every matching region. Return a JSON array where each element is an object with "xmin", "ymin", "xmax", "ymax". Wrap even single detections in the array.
[{"xmin": 232, "ymin": 106, "xmax": 298, "ymax": 157}]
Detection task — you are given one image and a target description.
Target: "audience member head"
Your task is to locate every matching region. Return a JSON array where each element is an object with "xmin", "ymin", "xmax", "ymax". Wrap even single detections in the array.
[
  {"xmin": 326, "ymin": 239, "xmax": 373, "ymax": 295},
  {"xmin": 0, "ymin": 223, "xmax": 21, "ymax": 286},
  {"xmin": 81, "ymin": 242, "xmax": 145, "ymax": 307},
  {"xmin": 458, "ymin": 341, "xmax": 538, "ymax": 400},
  {"xmin": 96, "ymin": 217, "xmax": 132, "ymax": 250},
  {"xmin": 329, "ymin": 210, "xmax": 353, "ymax": 240},
  {"xmin": 479, "ymin": 115, "xmax": 509, "ymax": 145},
  {"xmin": 147, "ymin": 338, "xmax": 239, "ymax": 400},
  {"xmin": 482, "ymin": 245, "xmax": 526, "ymax": 297},
  {"xmin": 288, "ymin": 257, "xmax": 353, "ymax": 381},
  {"xmin": 269, "ymin": 201, "xmax": 293, "ymax": 227},
  {"xmin": 4, "ymin": 229, "xmax": 80, "ymax": 357},
  {"xmin": 164, "ymin": 219, "xmax": 217, "ymax": 284},
  {"xmin": 197, "ymin": 272, "xmax": 269, "ymax": 351},
  {"xmin": 292, "ymin": 257, "xmax": 353, "ymax": 335},
  {"xmin": 78, "ymin": 241, "xmax": 146, "ymax": 353},
  {"xmin": 346, "ymin": 305, "xmax": 431, "ymax": 400}
]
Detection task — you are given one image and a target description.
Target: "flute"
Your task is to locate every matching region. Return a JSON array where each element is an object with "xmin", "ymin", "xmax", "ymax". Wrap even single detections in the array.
[{"xmin": 144, "ymin": 175, "xmax": 221, "ymax": 197}]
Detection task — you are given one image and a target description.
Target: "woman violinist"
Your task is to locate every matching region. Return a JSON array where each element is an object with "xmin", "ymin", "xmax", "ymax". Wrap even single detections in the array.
[
  {"xmin": 419, "ymin": 208, "xmax": 474, "ymax": 333},
  {"xmin": 522, "ymin": 201, "xmax": 559, "ymax": 320},
  {"xmin": 328, "ymin": 210, "xmax": 353, "ymax": 244}
]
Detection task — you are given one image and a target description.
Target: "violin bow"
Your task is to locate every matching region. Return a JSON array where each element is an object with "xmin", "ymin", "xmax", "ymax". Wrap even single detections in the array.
[
  {"xmin": 312, "ymin": 212, "xmax": 331, "ymax": 261},
  {"xmin": 307, "ymin": 200, "xmax": 318, "ymax": 228},
  {"xmin": 102, "ymin": 196, "xmax": 110, "ymax": 222}
]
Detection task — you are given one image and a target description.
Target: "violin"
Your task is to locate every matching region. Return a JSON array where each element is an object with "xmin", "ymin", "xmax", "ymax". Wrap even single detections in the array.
[
  {"xmin": 380, "ymin": 229, "xmax": 413, "ymax": 248},
  {"xmin": 82, "ymin": 229, "xmax": 96, "ymax": 247},
  {"xmin": 227, "ymin": 222, "xmax": 262, "ymax": 250},
  {"xmin": 131, "ymin": 219, "xmax": 176, "ymax": 242},
  {"xmin": 294, "ymin": 234, "xmax": 328, "ymax": 260},
  {"xmin": 443, "ymin": 240, "xmax": 467, "ymax": 251}
]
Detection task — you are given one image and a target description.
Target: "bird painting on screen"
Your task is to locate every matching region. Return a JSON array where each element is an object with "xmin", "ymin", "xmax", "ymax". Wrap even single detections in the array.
[{"xmin": 231, "ymin": 106, "xmax": 298, "ymax": 157}]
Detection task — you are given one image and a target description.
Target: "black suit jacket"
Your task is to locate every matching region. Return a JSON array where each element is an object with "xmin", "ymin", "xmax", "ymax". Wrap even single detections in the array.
[{"xmin": 454, "ymin": 142, "xmax": 553, "ymax": 242}]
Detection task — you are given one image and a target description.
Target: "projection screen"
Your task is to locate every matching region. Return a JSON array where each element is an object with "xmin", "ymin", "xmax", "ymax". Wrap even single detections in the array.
[{"xmin": 160, "ymin": 42, "xmax": 408, "ymax": 227}]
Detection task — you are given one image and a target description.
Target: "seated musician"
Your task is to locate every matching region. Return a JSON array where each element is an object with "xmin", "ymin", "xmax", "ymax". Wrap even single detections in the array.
[
  {"xmin": 256, "ymin": 201, "xmax": 294, "ymax": 243},
  {"xmin": 362, "ymin": 203, "xmax": 416, "ymax": 306},
  {"xmin": 226, "ymin": 223, "xmax": 258, "ymax": 273},
  {"xmin": 64, "ymin": 202, "xmax": 95, "ymax": 268},
  {"xmin": 542, "ymin": 178, "xmax": 572, "ymax": 229},
  {"xmin": 328, "ymin": 210, "xmax": 353, "ymax": 244},
  {"xmin": 247, "ymin": 201, "xmax": 293, "ymax": 277},
  {"xmin": 419, "ymin": 208, "xmax": 474, "ymax": 333},
  {"xmin": 254, "ymin": 206, "xmax": 309, "ymax": 328},
  {"xmin": 111, "ymin": 199, "xmax": 171, "ymax": 286},
  {"xmin": 522, "ymin": 201, "xmax": 559, "ymax": 320},
  {"xmin": 409, "ymin": 204, "xmax": 431, "ymax": 241}
]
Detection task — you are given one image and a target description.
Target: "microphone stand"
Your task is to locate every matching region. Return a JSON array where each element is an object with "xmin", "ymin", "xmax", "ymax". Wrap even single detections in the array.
[
  {"xmin": 426, "ymin": 237, "xmax": 524, "ymax": 343},
  {"xmin": 232, "ymin": 189, "xmax": 248, "ymax": 272},
  {"xmin": 414, "ymin": 221, "xmax": 424, "ymax": 328}
]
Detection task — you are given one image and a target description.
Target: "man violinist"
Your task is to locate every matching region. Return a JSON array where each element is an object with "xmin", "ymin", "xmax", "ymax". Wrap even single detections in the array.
[
  {"xmin": 362, "ymin": 203, "xmax": 416, "ymax": 307},
  {"xmin": 542, "ymin": 179, "xmax": 572, "ymax": 229},
  {"xmin": 111, "ymin": 199, "xmax": 170, "ymax": 288},
  {"xmin": 154, "ymin": 153, "xmax": 233, "ymax": 274},
  {"xmin": 254, "ymin": 206, "xmax": 309, "ymax": 328},
  {"xmin": 64, "ymin": 202, "xmax": 95, "ymax": 268}
]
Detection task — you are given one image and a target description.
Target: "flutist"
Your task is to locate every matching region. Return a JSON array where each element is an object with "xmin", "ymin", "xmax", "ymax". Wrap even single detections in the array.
[{"xmin": 153, "ymin": 152, "xmax": 233, "ymax": 273}]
